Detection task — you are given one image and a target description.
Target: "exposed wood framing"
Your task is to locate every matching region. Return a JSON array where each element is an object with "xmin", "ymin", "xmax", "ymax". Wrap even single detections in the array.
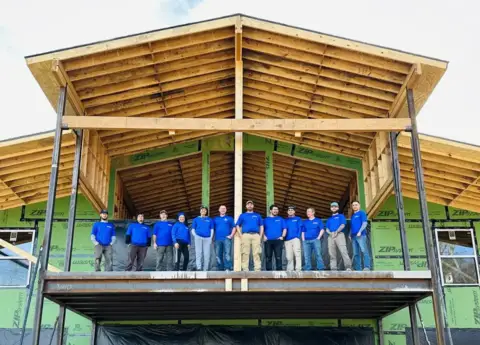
[
  {"xmin": 79, "ymin": 130, "xmax": 109, "ymax": 210},
  {"xmin": 62, "ymin": 116, "xmax": 412, "ymax": 132},
  {"xmin": 234, "ymin": 18, "xmax": 243, "ymax": 272}
]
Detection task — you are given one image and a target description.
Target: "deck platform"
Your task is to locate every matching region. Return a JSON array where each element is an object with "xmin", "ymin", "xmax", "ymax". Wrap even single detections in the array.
[{"xmin": 43, "ymin": 271, "xmax": 432, "ymax": 322}]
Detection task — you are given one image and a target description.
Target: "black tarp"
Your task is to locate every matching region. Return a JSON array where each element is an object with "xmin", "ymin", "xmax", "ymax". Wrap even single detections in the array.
[
  {"xmin": 405, "ymin": 327, "xmax": 480, "ymax": 345},
  {"xmin": 97, "ymin": 325, "xmax": 374, "ymax": 345}
]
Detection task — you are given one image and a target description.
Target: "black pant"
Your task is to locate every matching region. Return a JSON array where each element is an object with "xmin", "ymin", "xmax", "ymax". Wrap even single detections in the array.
[
  {"xmin": 175, "ymin": 241, "xmax": 189, "ymax": 271},
  {"xmin": 264, "ymin": 239, "xmax": 284, "ymax": 271},
  {"xmin": 126, "ymin": 245, "xmax": 148, "ymax": 271}
]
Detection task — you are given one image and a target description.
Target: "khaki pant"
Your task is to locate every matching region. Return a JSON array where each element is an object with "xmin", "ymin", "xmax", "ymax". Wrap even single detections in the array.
[
  {"xmin": 241, "ymin": 233, "xmax": 262, "ymax": 271},
  {"xmin": 285, "ymin": 238, "xmax": 302, "ymax": 271},
  {"xmin": 328, "ymin": 232, "xmax": 352, "ymax": 270}
]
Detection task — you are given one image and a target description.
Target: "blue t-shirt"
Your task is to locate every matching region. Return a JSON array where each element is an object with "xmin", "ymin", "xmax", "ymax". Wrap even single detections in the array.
[
  {"xmin": 153, "ymin": 221, "xmax": 174, "ymax": 246},
  {"xmin": 172, "ymin": 222, "xmax": 191, "ymax": 244},
  {"xmin": 351, "ymin": 210, "xmax": 368, "ymax": 236},
  {"xmin": 192, "ymin": 216, "xmax": 214, "ymax": 238},
  {"xmin": 263, "ymin": 216, "xmax": 286, "ymax": 240},
  {"xmin": 213, "ymin": 215, "xmax": 235, "ymax": 241},
  {"xmin": 302, "ymin": 218, "xmax": 324, "ymax": 240},
  {"xmin": 326, "ymin": 214, "xmax": 347, "ymax": 233},
  {"xmin": 285, "ymin": 216, "xmax": 302, "ymax": 240},
  {"xmin": 126, "ymin": 222, "xmax": 151, "ymax": 246},
  {"xmin": 91, "ymin": 221, "xmax": 116, "ymax": 246},
  {"xmin": 236, "ymin": 212, "xmax": 263, "ymax": 233}
]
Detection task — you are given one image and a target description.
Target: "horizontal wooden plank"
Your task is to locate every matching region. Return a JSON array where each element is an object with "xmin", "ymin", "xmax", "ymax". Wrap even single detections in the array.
[{"xmin": 63, "ymin": 116, "xmax": 411, "ymax": 132}]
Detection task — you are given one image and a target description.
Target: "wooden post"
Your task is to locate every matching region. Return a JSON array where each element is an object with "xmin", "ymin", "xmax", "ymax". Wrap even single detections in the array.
[
  {"xmin": 202, "ymin": 148, "xmax": 210, "ymax": 209},
  {"xmin": 265, "ymin": 149, "xmax": 274, "ymax": 213},
  {"xmin": 233, "ymin": 18, "xmax": 243, "ymax": 272}
]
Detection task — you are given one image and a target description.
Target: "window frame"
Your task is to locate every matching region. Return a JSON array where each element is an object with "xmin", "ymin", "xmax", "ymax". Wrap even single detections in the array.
[
  {"xmin": 0, "ymin": 229, "xmax": 36, "ymax": 288},
  {"xmin": 435, "ymin": 228, "xmax": 480, "ymax": 286}
]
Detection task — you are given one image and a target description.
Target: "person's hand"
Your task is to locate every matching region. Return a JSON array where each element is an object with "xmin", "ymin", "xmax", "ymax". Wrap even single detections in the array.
[
  {"xmin": 188, "ymin": 245, "xmax": 191, "ymax": 249},
  {"xmin": 226, "ymin": 235, "xmax": 232, "ymax": 239},
  {"xmin": 277, "ymin": 236, "xmax": 283, "ymax": 240},
  {"xmin": 94, "ymin": 241, "xmax": 99, "ymax": 246},
  {"xmin": 263, "ymin": 235, "xmax": 268, "ymax": 242},
  {"xmin": 174, "ymin": 243, "xmax": 180, "ymax": 249},
  {"xmin": 357, "ymin": 232, "xmax": 362, "ymax": 237},
  {"xmin": 154, "ymin": 244, "xmax": 158, "ymax": 250}
]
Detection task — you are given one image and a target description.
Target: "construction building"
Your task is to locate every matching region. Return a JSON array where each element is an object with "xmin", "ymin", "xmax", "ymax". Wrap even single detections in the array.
[{"xmin": 0, "ymin": 14, "xmax": 479, "ymax": 345}]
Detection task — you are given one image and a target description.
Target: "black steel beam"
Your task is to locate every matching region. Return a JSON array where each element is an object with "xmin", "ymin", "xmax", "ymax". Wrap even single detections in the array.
[
  {"xmin": 378, "ymin": 318, "xmax": 384, "ymax": 345},
  {"xmin": 91, "ymin": 322, "xmax": 98, "ymax": 345},
  {"xmin": 407, "ymin": 88, "xmax": 447, "ymax": 345},
  {"xmin": 31, "ymin": 86, "xmax": 67, "ymax": 345},
  {"xmin": 57, "ymin": 129, "xmax": 83, "ymax": 345}
]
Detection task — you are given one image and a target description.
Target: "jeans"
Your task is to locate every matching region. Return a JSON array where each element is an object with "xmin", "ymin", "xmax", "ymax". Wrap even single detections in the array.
[
  {"xmin": 155, "ymin": 245, "xmax": 173, "ymax": 271},
  {"xmin": 94, "ymin": 245, "xmax": 113, "ymax": 271},
  {"xmin": 352, "ymin": 235, "xmax": 371, "ymax": 270},
  {"xmin": 175, "ymin": 241, "xmax": 189, "ymax": 271},
  {"xmin": 215, "ymin": 238, "xmax": 232, "ymax": 270},
  {"xmin": 264, "ymin": 239, "xmax": 284, "ymax": 271},
  {"xmin": 126, "ymin": 245, "xmax": 147, "ymax": 271},
  {"xmin": 194, "ymin": 234, "xmax": 212, "ymax": 271},
  {"xmin": 302, "ymin": 239, "xmax": 325, "ymax": 271},
  {"xmin": 285, "ymin": 238, "xmax": 302, "ymax": 271}
]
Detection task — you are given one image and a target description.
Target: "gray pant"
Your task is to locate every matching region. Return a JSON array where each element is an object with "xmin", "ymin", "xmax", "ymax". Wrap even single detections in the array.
[
  {"xmin": 156, "ymin": 246, "xmax": 173, "ymax": 271},
  {"xmin": 285, "ymin": 238, "xmax": 302, "ymax": 271},
  {"xmin": 126, "ymin": 245, "xmax": 148, "ymax": 271},
  {"xmin": 94, "ymin": 245, "xmax": 113, "ymax": 271},
  {"xmin": 328, "ymin": 232, "xmax": 352, "ymax": 270},
  {"xmin": 194, "ymin": 234, "xmax": 212, "ymax": 271}
]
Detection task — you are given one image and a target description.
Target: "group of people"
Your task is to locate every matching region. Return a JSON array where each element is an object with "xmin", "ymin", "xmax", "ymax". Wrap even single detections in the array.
[{"xmin": 90, "ymin": 200, "xmax": 371, "ymax": 272}]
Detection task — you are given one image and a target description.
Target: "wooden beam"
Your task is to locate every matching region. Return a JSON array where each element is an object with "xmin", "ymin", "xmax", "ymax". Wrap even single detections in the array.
[
  {"xmin": 0, "ymin": 238, "xmax": 61, "ymax": 272},
  {"xmin": 62, "ymin": 116, "xmax": 411, "ymax": 132},
  {"xmin": 51, "ymin": 59, "xmax": 85, "ymax": 116},
  {"xmin": 234, "ymin": 19, "xmax": 243, "ymax": 272}
]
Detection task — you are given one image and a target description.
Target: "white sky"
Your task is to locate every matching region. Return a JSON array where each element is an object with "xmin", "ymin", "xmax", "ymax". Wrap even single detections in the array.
[{"xmin": 1, "ymin": 0, "xmax": 478, "ymax": 145}]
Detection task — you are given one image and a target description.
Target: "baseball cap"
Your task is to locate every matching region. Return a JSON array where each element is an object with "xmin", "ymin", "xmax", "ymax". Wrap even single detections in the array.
[
  {"xmin": 100, "ymin": 209, "xmax": 108, "ymax": 214},
  {"xmin": 330, "ymin": 202, "xmax": 339, "ymax": 207},
  {"xmin": 287, "ymin": 205, "xmax": 296, "ymax": 210},
  {"xmin": 246, "ymin": 200, "xmax": 254, "ymax": 205}
]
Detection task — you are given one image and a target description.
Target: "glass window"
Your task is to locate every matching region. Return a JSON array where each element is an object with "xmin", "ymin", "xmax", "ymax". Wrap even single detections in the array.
[
  {"xmin": 0, "ymin": 230, "xmax": 35, "ymax": 288},
  {"xmin": 436, "ymin": 229, "xmax": 479, "ymax": 286}
]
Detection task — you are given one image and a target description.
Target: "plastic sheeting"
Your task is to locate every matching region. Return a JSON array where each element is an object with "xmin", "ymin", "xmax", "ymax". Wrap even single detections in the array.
[
  {"xmin": 97, "ymin": 325, "xmax": 374, "ymax": 345},
  {"xmin": 405, "ymin": 327, "xmax": 480, "ymax": 345},
  {"xmin": 0, "ymin": 328, "xmax": 55, "ymax": 345}
]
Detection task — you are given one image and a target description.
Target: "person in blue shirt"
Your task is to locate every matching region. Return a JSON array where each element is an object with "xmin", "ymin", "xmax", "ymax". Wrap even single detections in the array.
[
  {"xmin": 284, "ymin": 205, "xmax": 302, "ymax": 271},
  {"xmin": 192, "ymin": 205, "xmax": 214, "ymax": 271},
  {"xmin": 302, "ymin": 207, "xmax": 325, "ymax": 271},
  {"xmin": 213, "ymin": 205, "xmax": 235, "ymax": 271},
  {"xmin": 125, "ymin": 213, "xmax": 151, "ymax": 271},
  {"xmin": 236, "ymin": 200, "xmax": 263, "ymax": 271},
  {"xmin": 172, "ymin": 212, "xmax": 191, "ymax": 271},
  {"xmin": 350, "ymin": 201, "xmax": 371, "ymax": 271},
  {"xmin": 326, "ymin": 202, "xmax": 352, "ymax": 271},
  {"xmin": 152, "ymin": 210, "xmax": 174, "ymax": 271},
  {"xmin": 263, "ymin": 204, "xmax": 286, "ymax": 271},
  {"xmin": 90, "ymin": 209, "xmax": 116, "ymax": 272}
]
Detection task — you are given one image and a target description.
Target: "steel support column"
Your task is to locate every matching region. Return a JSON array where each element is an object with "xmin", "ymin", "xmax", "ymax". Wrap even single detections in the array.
[
  {"xmin": 57, "ymin": 129, "xmax": 83, "ymax": 345},
  {"xmin": 407, "ymin": 88, "xmax": 447, "ymax": 345},
  {"xmin": 90, "ymin": 322, "xmax": 98, "ymax": 345},
  {"xmin": 390, "ymin": 131, "xmax": 421, "ymax": 345},
  {"xmin": 31, "ymin": 86, "xmax": 67, "ymax": 345},
  {"xmin": 377, "ymin": 318, "xmax": 384, "ymax": 345}
]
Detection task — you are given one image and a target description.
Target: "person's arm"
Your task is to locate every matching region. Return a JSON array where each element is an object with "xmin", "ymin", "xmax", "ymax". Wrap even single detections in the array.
[
  {"xmin": 191, "ymin": 218, "xmax": 197, "ymax": 237},
  {"xmin": 325, "ymin": 219, "xmax": 332, "ymax": 236},
  {"xmin": 152, "ymin": 224, "xmax": 157, "ymax": 249},
  {"xmin": 210, "ymin": 218, "xmax": 214, "ymax": 241},
  {"xmin": 259, "ymin": 216, "xmax": 264, "ymax": 240},
  {"xmin": 317, "ymin": 220, "xmax": 325, "ymax": 240},
  {"xmin": 172, "ymin": 224, "xmax": 179, "ymax": 249},
  {"xmin": 90, "ymin": 224, "xmax": 99, "ymax": 246},
  {"xmin": 301, "ymin": 222, "xmax": 305, "ymax": 241},
  {"xmin": 125, "ymin": 225, "xmax": 132, "ymax": 244},
  {"xmin": 336, "ymin": 215, "xmax": 346, "ymax": 236},
  {"xmin": 228, "ymin": 217, "xmax": 235, "ymax": 239},
  {"xmin": 110, "ymin": 225, "xmax": 116, "ymax": 245},
  {"xmin": 357, "ymin": 212, "xmax": 368, "ymax": 237},
  {"xmin": 187, "ymin": 225, "xmax": 191, "ymax": 247},
  {"xmin": 235, "ymin": 214, "xmax": 243, "ymax": 236},
  {"xmin": 281, "ymin": 219, "xmax": 287, "ymax": 239}
]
